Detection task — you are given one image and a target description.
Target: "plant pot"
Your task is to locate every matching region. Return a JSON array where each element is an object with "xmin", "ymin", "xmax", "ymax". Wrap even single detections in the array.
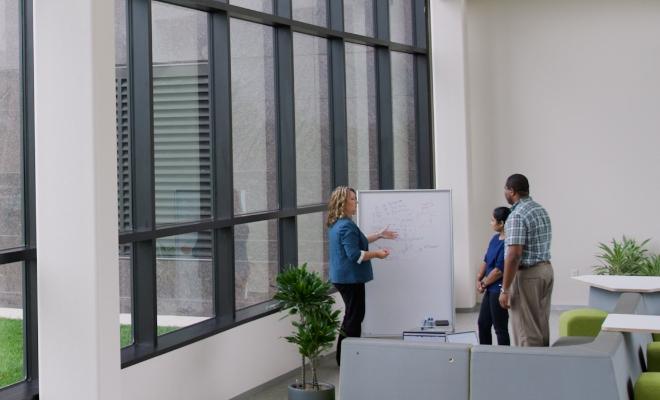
[{"xmin": 287, "ymin": 382, "xmax": 335, "ymax": 400}]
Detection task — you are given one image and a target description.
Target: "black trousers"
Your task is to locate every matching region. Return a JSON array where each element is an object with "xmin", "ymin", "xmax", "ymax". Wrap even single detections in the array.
[
  {"xmin": 334, "ymin": 283, "xmax": 366, "ymax": 366},
  {"xmin": 478, "ymin": 290, "xmax": 510, "ymax": 346}
]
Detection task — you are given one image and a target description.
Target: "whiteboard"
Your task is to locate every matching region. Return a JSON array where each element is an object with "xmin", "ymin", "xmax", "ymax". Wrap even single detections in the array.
[{"xmin": 357, "ymin": 190, "xmax": 454, "ymax": 336}]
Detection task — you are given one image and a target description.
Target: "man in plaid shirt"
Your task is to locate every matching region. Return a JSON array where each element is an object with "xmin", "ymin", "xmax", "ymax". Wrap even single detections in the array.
[{"xmin": 498, "ymin": 174, "xmax": 554, "ymax": 346}]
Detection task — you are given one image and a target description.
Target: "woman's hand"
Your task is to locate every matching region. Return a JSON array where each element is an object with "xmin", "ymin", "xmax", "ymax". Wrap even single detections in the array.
[
  {"xmin": 378, "ymin": 226, "xmax": 398, "ymax": 240},
  {"xmin": 476, "ymin": 280, "xmax": 485, "ymax": 293},
  {"xmin": 375, "ymin": 248, "xmax": 390, "ymax": 259}
]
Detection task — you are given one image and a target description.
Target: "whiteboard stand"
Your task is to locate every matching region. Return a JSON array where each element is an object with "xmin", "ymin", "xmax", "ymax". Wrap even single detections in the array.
[{"xmin": 357, "ymin": 189, "xmax": 455, "ymax": 337}]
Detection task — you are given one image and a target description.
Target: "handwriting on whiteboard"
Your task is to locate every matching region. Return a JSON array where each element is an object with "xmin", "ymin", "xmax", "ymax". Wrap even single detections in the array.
[{"xmin": 364, "ymin": 199, "xmax": 442, "ymax": 261}]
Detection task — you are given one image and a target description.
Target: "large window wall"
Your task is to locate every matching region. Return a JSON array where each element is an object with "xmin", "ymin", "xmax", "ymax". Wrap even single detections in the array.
[
  {"xmin": 0, "ymin": 0, "xmax": 37, "ymax": 397},
  {"xmin": 115, "ymin": 0, "xmax": 431, "ymax": 367}
]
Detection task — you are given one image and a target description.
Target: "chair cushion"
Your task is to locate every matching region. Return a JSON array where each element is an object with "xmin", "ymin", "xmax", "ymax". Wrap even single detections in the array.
[
  {"xmin": 653, "ymin": 333, "xmax": 660, "ymax": 342},
  {"xmin": 552, "ymin": 336, "xmax": 595, "ymax": 347},
  {"xmin": 635, "ymin": 372, "xmax": 660, "ymax": 400},
  {"xmin": 559, "ymin": 308, "xmax": 608, "ymax": 337},
  {"xmin": 648, "ymin": 342, "xmax": 660, "ymax": 372}
]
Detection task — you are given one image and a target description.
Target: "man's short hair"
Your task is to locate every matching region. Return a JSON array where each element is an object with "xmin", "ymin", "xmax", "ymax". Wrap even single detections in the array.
[{"xmin": 506, "ymin": 174, "xmax": 529, "ymax": 195}]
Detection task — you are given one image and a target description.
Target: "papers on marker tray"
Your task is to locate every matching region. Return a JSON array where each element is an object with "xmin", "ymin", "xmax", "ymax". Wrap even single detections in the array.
[{"xmin": 402, "ymin": 329, "xmax": 479, "ymax": 344}]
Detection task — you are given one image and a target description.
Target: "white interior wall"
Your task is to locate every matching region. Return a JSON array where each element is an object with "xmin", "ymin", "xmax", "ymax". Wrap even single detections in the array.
[
  {"xmin": 456, "ymin": 0, "xmax": 660, "ymax": 306},
  {"xmin": 34, "ymin": 1, "xmax": 120, "ymax": 399}
]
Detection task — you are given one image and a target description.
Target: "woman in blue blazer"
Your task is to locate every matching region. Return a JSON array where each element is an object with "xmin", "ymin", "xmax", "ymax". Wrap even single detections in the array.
[{"xmin": 326, "ymin": 186, "xmax": 398, "ymax": 365}]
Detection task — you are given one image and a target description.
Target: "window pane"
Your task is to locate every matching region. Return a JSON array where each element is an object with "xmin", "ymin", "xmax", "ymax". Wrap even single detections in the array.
[
  {"xmin": 231, "ymin": 20, "xmax": 278, "ymax": 215},
  {"xmin": 391, "ymin": 51, "xmax": 417, "ymax": 189},
  {"xmin": 115, "ymin": 0, "xmax": 132, "ymax": 233},
  {"xmin": 156, "ymin": 231, "xmax": 213, "ymax": 334},
  {"xmin": 0, "ymin": 0, "xmax": 23, "ymax": 249},
  {"xmin": 345, "ymin": 43, "xmax": 378, "ymax": 191},
  {"xmin": 152, "ymin": 2, "xmax": 212, "ymax": 226},
  {"xmin": 389, "ymin": 0, "xmax": 414, "ymax": 45},
  {"xmin": 293, "ymin": 33, "xmax": 331, "ymax": 206},
  {"xmin": 119, "ymin": 244, "xmax": 132, "ymax": 348},
  {"xmin": 297, "ymin": 213, "xmax": 328, "ymax": 280},
  {"xmin": 235, "ymin": 220, "xmax": 279, "ymax": 310},
  {"xmin": 292, "ymin": 0, "xmax": 326, "ymax": 27},
  {"xmin": 0, "ymin": 262, "xmax": 24, "ymax": 388},
  {"xmin": 344, "ymin": 0, "xmax": 374, "ymax": 37},
  {"xmin": 230, "ymin": 0, "xmax": 272, "ymax": 14}
]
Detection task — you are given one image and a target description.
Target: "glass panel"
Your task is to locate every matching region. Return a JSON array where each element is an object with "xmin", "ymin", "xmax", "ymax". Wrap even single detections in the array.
[
  {"xmin": 0, "ymin": 262, "xmax": 24, "ymax": 388},
  {"xmin": 293, "ymin": 33, "xmax": 331, "ymax": 206},
  {"xmin": 235, "ymin": 220, "xmax": 279, "ymax": 310},
  {"xmin": 297, "ymin": 213, "xmax": 328, "ymax": 280},
  {"xmin": 230, "ymin": 0, "xmax": 272, "ymax": 14},
  {"xmin": 119, "ymin": 244, "xmax": 132, "ymax": 348},
  {"xmin": 156, "ymin": 231, "xmax": 213, "ymax": 334},
  {"xmin": 0, "ymin": 0, "xmax": 23, "ymax": 250},
  {"xmin": 344, "ymin": 0, "xmax": 374, "ymax": 37},
  {"xmin": 292, "ymin": 0, "xmax": 326, "ymax": 27},
  {"xmin": 115, "ymin": 0, "xmax": 132, "ymax": 232},
  {"xmin": 391, "ymin": 51, "xmax": 417, "ymax": 189},
  {"xmin": 152, "ymin": 2, "xmax": 212, "ymax": 226},
  {"xmin": 389, "ymin": 0, "xmax": 414, "ymax": 45},
  {"xmin": 345, "ymin": 43, "xmax": 378, "ymax": 191},
  {"xmin": 231, "ymin": 19, "xmax": 278, "ymax": 215}
]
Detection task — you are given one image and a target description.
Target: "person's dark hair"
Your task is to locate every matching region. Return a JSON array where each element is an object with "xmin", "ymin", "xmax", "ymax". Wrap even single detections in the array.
[
  {"xmin": 493, "ymin": 207, "xmax": 511, "ymax": 224},
  {"xmin": 505, "ymin": 173, "xmax": 529, "ymax": 196}
]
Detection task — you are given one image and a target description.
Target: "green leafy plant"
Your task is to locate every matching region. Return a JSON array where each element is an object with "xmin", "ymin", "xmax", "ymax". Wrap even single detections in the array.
[
  {"xmin": 640, "ymin": 254, "xmax": 660, "ymax": 277},
  {"xmin": 593, "ymin": 236, "xmax": 650, "ymax": 276},
  {"xmin": 274, "ymin": 264, "xmax": 341, "ymax": 391}
]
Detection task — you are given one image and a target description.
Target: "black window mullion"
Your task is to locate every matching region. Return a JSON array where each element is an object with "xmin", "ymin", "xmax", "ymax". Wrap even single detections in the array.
[
  {"xmin": 414, "ymin": 54, "xmax": 432, "ymax": 189},
  {"xmin": 128, "ymin": 0, "xmax": 157, "ymax": 347},
  {"xmin": 209, "ymin": 11, "xmax": 235, "ymax": 322},
  {"xmin": 274, "ymin": 0, "xmax": 297, "ymax": 269},
  {"xmin": 374, "ymin": 0, "xmax": 393, "ymax": 189},
  {"xmin": 328, "ymin": 0, "xmax": 347, "ymax": 187},
  {"xmin": 21, "ymin": 0, "xmax": 38, "ymax": 384},
  {"xmin": 413, "ymin": 0, "xmax": 427, "ymax": 50}
]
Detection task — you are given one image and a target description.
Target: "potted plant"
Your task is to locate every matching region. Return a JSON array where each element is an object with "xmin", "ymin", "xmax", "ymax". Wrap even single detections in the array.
[
  {"xmin": 593, "ymin": 236, "xmax": 653, "ymax": 275},
  {"xmin": 274, "ymin": 264, "xmax": 341, "ymax": 400}
]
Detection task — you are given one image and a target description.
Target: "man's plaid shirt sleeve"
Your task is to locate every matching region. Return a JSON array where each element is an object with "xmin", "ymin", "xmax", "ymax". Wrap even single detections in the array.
[{"xmin": 505, "ymin": 213, "xmax": 526, "ymax": 246}]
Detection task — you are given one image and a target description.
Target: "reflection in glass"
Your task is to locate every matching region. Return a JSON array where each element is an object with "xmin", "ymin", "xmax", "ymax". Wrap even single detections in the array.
[
  {"xmin": 0, "ymin": 0, "xmax": 23, "ymax": 250},
  {"xmin": 293, "ymin": 33, "xmax": 331, "ymax": 206},
  {"xmin": 156, "ymin": 231, "xmax": 213, "ymax": 334},
  {"xmin": 391, "ymin": 52, "xmax": 417, "ymax": 189},
  {"xmin": 115, "ymin": 0, "xmax": 132, "ymax": 232},
  {"xmin": 297, "ymin": 213, "xmax": 328, "ymax": 279},
  {"xmin": 152, "ymin": 2, "xmax": 212, "ymax": 226},
  {"xmin": 0, "ymin": 262, "xmax": 24, "ymax": 388},
  {"xmin": 230, "ymin": 0, "xmax": 273, "ymax": 14},
  {"xmin": 231, "ymin": 19, "xmax": 278, "ymax": 215},
  {"xmin": 344, "ymin": 0, "xmax": 374, "ymax": 37},
  {"xmin": 389, "ymin": 0, "xmax": 414, "ymax": 45},
  {"xmin": 292, "ymin": 0, "xmax": 326, "ymax": 27},
  {"xmin": 118, "ymin": 244, "xmax": 133, "ymax": 347},
  {"xmin": 345, "ymin": 43, "xmax": 378, "ymax": 191},
  {"xmin": 235, "ymin": 220, "xmax": 279, "ymax": 310}
]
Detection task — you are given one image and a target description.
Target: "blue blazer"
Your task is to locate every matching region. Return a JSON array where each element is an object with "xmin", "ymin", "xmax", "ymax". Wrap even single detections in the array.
[{"xmin": 328, "ymin": 218, "xmax": 373, "ymax": 284}]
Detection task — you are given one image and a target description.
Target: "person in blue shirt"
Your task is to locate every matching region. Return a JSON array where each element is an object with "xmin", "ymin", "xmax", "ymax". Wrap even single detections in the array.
[
  {"xmin": 327, "ymin": 186, "xmax": 398, "ymax": 365},
  {"xmin": 476, "ymin": 206, "xmax": 511, "ymax": 345}
]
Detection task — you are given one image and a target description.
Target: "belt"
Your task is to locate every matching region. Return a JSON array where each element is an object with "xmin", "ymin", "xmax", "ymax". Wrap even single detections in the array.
[{"xmin": 519, "ymin": 261, "xmax": 549, "ymax": 270}]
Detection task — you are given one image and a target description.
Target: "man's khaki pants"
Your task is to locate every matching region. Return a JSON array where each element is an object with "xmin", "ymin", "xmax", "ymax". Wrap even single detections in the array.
[{"xmin": 510, "ymin": 262, "xmax": 554, "ymax": 347}]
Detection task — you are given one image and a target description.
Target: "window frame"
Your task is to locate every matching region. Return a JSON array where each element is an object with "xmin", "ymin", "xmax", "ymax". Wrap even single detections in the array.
[
  {"xmin": 0, "ymin": 0, "xmax": 39, "ymax": 398},
  {"xmin": 118, "ymin": 0, "xmax": 432, "ymax": 368}
]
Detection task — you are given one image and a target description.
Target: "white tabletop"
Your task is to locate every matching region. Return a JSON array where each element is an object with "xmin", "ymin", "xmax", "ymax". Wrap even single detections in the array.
[
  {"xmin": 572, "ymin": 275, "xmax": 660, "ymax": 293},
  {"xmin": 601, "ymin": 313, "xmax": 660, "ymax": 333}
]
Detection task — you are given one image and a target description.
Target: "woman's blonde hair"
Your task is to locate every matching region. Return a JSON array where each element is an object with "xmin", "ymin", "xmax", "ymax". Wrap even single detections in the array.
[{"xmin": 326, "ymin": 186, "xmax": 355, "ymax": 227}]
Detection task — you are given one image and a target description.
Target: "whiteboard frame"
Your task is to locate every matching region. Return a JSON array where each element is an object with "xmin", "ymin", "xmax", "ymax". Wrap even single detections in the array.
[{"xmin": 356, "ymin": 189, "xmax": 455, "ymax": 336}]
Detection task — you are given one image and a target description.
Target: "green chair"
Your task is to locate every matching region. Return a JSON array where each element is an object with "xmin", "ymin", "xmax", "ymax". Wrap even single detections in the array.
[
  {"xmin": 648, "ymin": 342, "xmax": 660, "ymax": 372},
  {"xmin": 635, "ymin": 372, "xmax": 660, "ymax": 400},
  {"xmin": 653, "ymin": 333, "xmax": 660, "ymax": 342},
  {"xmin": 559, "ymin": 308, "xmax": 607, "ymax": 337}
]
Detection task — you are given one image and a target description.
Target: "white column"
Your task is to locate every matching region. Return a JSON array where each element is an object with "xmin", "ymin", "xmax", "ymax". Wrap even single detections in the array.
[
  {"xmin": 429, "ymin": 0, "xmax": 475, "ymax": 308},
  {"xmin": 33, "ymin": 0, "xmax": 120, "ymax": 399}
]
